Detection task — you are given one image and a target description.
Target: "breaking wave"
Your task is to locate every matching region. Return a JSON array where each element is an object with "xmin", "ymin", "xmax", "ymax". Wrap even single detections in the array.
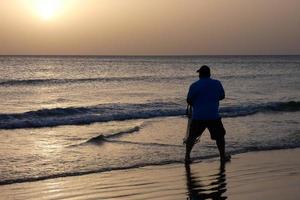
[
  {"xmin": 0, "ymin": 75, "xmax": 194, "ymax": 86},
  {"xmin": 86, "ymin": 126, "xmax": 140, "ymax": 144},
  {"xmin": 0, "ymin": 101, "xmax": 299, "ymax": 129}
]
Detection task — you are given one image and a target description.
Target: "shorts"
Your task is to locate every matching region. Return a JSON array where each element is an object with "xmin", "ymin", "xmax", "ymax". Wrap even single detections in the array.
[{"xmin": 188, "ymin": 118, "xmax": 226, "ymax": 141}]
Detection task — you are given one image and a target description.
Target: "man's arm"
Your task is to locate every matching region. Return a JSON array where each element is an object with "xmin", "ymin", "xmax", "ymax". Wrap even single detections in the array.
[
  {"xmin": 186, "ymin": 85, "xmax": 194, "ymax": 105},
  {"xmin": 219, "ymin": 81, "xmax": 225, "ymax": 100},
  {"xmin": 187, "ymin": 97, "xmax": 193, "ymax": 105}
]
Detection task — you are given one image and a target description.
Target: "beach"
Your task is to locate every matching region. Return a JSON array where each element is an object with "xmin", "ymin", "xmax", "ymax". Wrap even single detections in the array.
[
  {"xmin": 0, "ymin": 55, "xmax": 299, "ymax": 199},
  {"xmin": 1, "ymin": 148, "xmax": 299, "ymax": 200}
]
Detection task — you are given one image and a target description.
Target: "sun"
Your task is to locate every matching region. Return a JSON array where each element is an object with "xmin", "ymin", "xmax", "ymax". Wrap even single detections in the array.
[{"xmin": 34, "ymin": 0, "xmax": 62, "ymax": 20}]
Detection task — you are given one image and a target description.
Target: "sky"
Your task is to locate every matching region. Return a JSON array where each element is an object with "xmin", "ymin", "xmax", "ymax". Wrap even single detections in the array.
[{"xmin": 0, "ymin": 0, "xmax": 300, "ymax": 55}]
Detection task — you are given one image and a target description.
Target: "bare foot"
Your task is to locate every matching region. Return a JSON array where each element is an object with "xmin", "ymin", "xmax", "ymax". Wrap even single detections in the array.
[{"xmin": 221, "ymin": 154, "xmax": 231, "ymax": 163}]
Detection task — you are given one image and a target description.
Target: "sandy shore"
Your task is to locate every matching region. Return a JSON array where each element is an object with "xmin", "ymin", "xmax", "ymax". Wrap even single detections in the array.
[{"xmin": 1, "ymin": 148, "xmax": 299, "ymax": 200}]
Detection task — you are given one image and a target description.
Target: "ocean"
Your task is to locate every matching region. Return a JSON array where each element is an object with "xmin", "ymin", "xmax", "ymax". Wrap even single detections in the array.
[{"xmin": 0, "ymin": 55, "xmax": 299, "ymax": 185}]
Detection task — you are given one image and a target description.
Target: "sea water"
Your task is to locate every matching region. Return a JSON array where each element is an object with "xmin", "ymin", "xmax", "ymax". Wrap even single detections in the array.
[{"xmin": 0, "ymin": 55, "xmax": 299, "ymax": 184}]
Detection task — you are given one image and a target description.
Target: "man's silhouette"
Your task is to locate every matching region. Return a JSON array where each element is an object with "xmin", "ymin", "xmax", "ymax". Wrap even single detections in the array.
[{"xmin": 185, "ymin": 65, "xmax": 230, "ymax": 163}]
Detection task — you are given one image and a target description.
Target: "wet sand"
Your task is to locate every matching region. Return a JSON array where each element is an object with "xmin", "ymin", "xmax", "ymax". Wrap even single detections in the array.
[{"xmin": 1, "ymin": 148, "xmax": 299, "ymax": 200}]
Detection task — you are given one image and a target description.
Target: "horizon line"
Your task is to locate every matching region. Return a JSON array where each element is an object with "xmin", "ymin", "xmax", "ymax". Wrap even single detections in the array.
[{"xmin": 0, "ymin": 54, "xmax": 300, "ymax": 57}]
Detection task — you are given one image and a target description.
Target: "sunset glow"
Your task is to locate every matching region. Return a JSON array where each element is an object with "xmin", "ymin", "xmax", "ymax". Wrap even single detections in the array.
[
  {"xmin": 33, "ymin": 0, "xmax": 63, "ymax": 20},
  {"xmin": 1, "ymin": 0, "xmax": 300, "ymax": 55}
]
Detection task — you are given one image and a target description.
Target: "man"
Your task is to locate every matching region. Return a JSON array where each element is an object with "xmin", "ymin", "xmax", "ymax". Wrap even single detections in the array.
[{"xmin": 185, "ymin": 65, "xmax": 230, "ymax": 163}]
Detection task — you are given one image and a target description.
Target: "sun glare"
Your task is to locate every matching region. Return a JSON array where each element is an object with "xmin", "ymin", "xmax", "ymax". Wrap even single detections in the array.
[{"xmin": 34, "ymin": 0, "xmax": 62, "ymax": 20}]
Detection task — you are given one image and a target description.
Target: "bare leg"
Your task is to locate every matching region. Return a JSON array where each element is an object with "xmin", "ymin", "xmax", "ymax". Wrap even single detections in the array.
[
  {"xmin": 185, "ymin": 121, "xmax": 205, "ymax": 163},
  {"xmin": 185, "ymin": 138, "xmax": 196, "ymax": 163},
  {"xmin": 216, "ymin": 137, "xmax": 225, "ymax": 160}
]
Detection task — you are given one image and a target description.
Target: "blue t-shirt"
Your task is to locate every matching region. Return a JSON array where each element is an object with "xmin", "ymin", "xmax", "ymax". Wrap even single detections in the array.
[{"xmin": 187, "ymin": 78, "xmax": 225, "ymax": 120}]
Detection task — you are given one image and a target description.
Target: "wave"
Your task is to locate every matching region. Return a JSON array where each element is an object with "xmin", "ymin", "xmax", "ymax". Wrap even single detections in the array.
[
  {"xmin": 220, "ymin": 101, "xmax": 300, "ymax": 117},
  {"xmin": 0, "ymin": 102, "xmax": 183, "ymax": 129},
  {"xmin": 86, "ymin": 126, "xmax": 140, "ymax": 144},
  {"xmin": 1, "ymin": 146, "xmax": 299, "ymax": 186},
  {"xmin": 0, "ymin": 158, "xmax": 185, "ymax": 186},
  {"xmin": 87, "ymin": 137, "xmax": 182, "ymax": 148},
  {"xmin": 2, "ymin": 72, "xmax": 296, "ymax": 87},
  {"xmin": 108, "ymin": 140, "xmax": 183, "ymax": 147},
  {"xmin": 72, "ymin": 125, "xmax": 182, "ymax": 147},
  {"xmin": 0, "ymin": 101, "xmax": 299, "ymax": 129},
  {"xmin": 0, "ymin": 75, "xmax": 194, "ymax": 86},
  {"xmin": 0, "ymin": 77, "xmax": 146, "ymax": 86}
]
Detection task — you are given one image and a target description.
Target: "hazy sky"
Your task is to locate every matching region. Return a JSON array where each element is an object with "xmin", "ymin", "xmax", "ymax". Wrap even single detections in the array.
[{"xmin": 1, "ymin": 0, "xmax": 300, "ymax": 55}]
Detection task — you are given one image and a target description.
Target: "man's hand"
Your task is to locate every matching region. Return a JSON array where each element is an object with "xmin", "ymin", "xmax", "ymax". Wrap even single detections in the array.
[
  {"xmin": 219, "ymin": 94, "xmax": 225, "ymax": 100},
  {"xmin": 187, "ymin": 98, "xmax": 193, "ymax": 105}
]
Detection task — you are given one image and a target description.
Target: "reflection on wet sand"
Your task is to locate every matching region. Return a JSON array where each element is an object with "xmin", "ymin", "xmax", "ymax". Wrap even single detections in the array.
[{"xmin": 185, "ymin": 163, "xmax": 227, "ymax": 200}]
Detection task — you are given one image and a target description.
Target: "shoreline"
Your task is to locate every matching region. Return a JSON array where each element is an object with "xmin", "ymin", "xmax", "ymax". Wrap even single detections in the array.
[
  {"xmin": 1, "ymin": 147, "xmax": 299, "ymax": 186},
  {"xmin": 1, "ymin": 148, "xmax": 299, "ymax": 200}
]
